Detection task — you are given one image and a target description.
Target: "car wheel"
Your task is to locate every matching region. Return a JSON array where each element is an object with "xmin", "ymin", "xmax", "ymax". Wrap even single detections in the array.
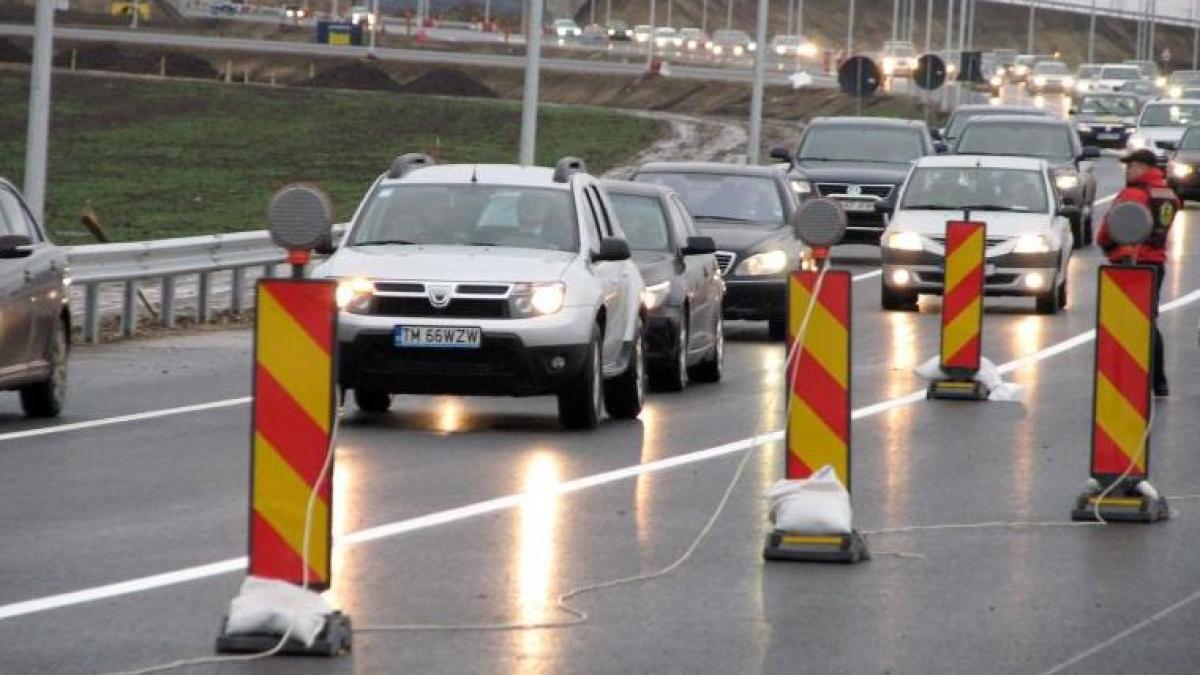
[
  {"xmin": 689, "ymin": 312, "xmax": 724, "ymax": 384},
  {"xmin": 354, "ymin": 387, "xmax": 392, "ymax": 413},
  {"xmin": 1070, "ymin": 213, "xmax": 1084, "ymax": 250},
  {"xmin": 604, "ymin": 319, "xmax": 646, "ymax": 419},
  {"xmin": 558, "ymin": 328, "xmax": 604, "ymax": 430},
  {"xmin": 20, "ymin": 319, "xmax": 68, "ymax": 419},
  {"xmin": 767, "ymin": 317, "xmax": 788, "ymax": 341},
  {"xmin": 1082, "ymin": 208, "xmax": 1094, "ymax": 246},
  {"xmin": 881, "ymin": 285, "xmax": 918, "ymax": 312},
  {"xmin": 1036, "ymin": 283, "xmax": 1061, "ymax": 315},
  {"xmin": 649, "ymin": 317, "xmax": 687, "ymax": 392},
  {"xmin": 1056, "ymin": 274, "xmax": 1068, "ymax": 310}
]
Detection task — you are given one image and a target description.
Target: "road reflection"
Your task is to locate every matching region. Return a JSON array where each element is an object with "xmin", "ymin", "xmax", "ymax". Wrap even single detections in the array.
[
  {"xmin": 511, "ymin": 452, "xmax": 562, "ymax": 670},
  {"xmin": 635, "ymin": 405, "xmax": 665, "ymax": 552},
  {"xmin": 880, "ymin": 312, "xmax": 918, "ymax": 524},
  {"xmin": 326, "ymin": 445, "xmax": 361, "ymax": 611},
  {"xmin": 433, "ymin": 397, "xmax": 465, "ymax": 434}
]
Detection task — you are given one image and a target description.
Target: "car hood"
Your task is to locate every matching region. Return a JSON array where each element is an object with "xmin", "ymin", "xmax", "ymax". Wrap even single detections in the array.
[
  {"xmin": 316, "ymin": 245, "xmax": 575, "ymax": 282},
  {"xmin": 632, "ymin": 251, "xmax": 678, "ymax": 284},
  {"xmin": 1075, "ymin": 114, "xmax": 1136, "ymax": 125},
  {"xmin": 892, "ymin": 209, "xmax": 1054, "ymax": 238},
  {"xmin": 1135, "ymin": 126, "xmax": 1186, "ymax": 142},
  {"xmin": 1172, "ymin": 149, "xmax": 1200, "ymax": 163},
  {"xmin": 791, "ymin": 160, "xmax": 912, "ymax": 184},
  {"xmin": 693, "ymin": 221, "xmax": 793, "ymax": 253}
]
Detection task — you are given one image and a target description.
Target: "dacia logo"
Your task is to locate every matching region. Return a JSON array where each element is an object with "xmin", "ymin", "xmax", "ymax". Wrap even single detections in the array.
[
  {"xmin": 427, "ymin": 284, "xmax": 453, "ymax": 308},
  {"xmin": 847, "ymin": 185, "xmax": 862, "ymax": 197}
]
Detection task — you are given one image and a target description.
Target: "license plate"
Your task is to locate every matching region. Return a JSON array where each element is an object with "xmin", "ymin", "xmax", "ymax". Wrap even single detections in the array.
[
  {"xmin": 840, "ymin": 200, "xmax": 876, "ymax": 213},
  {"xmin": 394, "ymin": 325, "xmax": 481, "ymax": 349},
  {"xmin": 1097, "ymin": 133, "xmax": 1120, "ymax": 140}
]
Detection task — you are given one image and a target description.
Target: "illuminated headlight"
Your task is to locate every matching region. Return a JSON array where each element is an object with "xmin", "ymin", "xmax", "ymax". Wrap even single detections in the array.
[
  {"xmin": 790, "ymin": 179, "xmax": 812, "ymax": 195},
  {"xmin": 733, "ymin": 46, "xmax": 744, "ymax": 56},
  {"xmin": 1063, "ymin": 77, "xmax": 1075, "ymax": 88},
  {"xmin": 1015, "ymin": 65, "xmax": 1028, "ymax": 75},
  {"xmin": 990, "ymin": 75, "xmax": 1003, "ymax": 87},
  {"xmin": 748, "ymin": 42, "xmax": 757, "ymax": 52},
  {"xmin": 885, "ymin": 231, "xmax": 923, "ymax": 251},
  {"xmin": 775, "ymin": 46, "xmax": 787, "ymax": 55},
  {"xmin": 1033, "ymin": 76, "xmax": 1047, "ymax": 87},
  {"xmin": 1076, "ymin": 81, "xmax": 1090, "ymax": 93},
  {"xmin": 511, "ymin": 282, "xmax": 566, "ymax": 317},
  {"xmin": 1055, "ymin": 172, "xmax": 1080, "ymax": 190},
  {"xmin": 1024, "ymin": 272, "xmax": 1046, "ymax": 289},
  {"xmin": 1076, "ymin": 123, "xmax": 1092, "ymax": 133},
  {"xmin": 608, "ymin": 29, "xmax": 615, "ymax": 35},
  {"xmin": 1171, "ymin": 161, "xmax": 1195, "ymax": 179},
  {"xmin": 1013, "ymin": 234, "xmax": 1051, "ymax": 253},
  {"xmin": 712, "ymin": 45, "xmax": 723, "ymax": 54},
  {"xmin": 736, "ymin": 250, "xmax": 789, "ymax": 276},
  {"xmin": 1128, "ymin": 135, "xmax": 1149, "ymax": 149},
  {"xmin": 947, "ymin": 63, "xmax": 957, "ymax": 75},
  {"xmin": 706, "ymin": 40, "xmax": 714, "ymax": 50},
  {"xmin": 336, "ymin": 277, "xmax": 374, "ymax": 312},
  {"xmin": 883, "ymin": 57, "xmax": 896, "ymax": 74},
  {"xmin": 640, "ymin": 280, "xmax": 671, "ymax": 310},
  {"xmin": 799, "ymin": 43, "xmax": 818, "ymax": 58},
  {"xmin": 890, "ymin": 269, "xmax": 911, "ymax": 286},
  {"xmin": 1158, "ymin": 76, "xmax": 1168, "ymax": 88},
  {"xmin": 687, "ymin": 40, "xmax": 698, "ymax": 49},
  {"xmin": 1170, "ymin": 86, "xmax": 1183, "ymax": 98}
]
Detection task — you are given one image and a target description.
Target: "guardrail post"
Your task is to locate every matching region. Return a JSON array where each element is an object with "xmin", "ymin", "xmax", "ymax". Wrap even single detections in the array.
[
  {"xmin": 161, "ymin": 276, "xmax": 177, "ymax": 328},
  {"xmin": 231, "ymin": 267, "xmax": 246, "ymax": 314},
  {"xmin": 122, "ymin": 280, "xmax": 138, "ymax": 337},
  {"xmin": 198, "ymin": 272, "xmax": 212, "ymax": 323},
  {"xmin": 84, "ymin": 283, "xmax": 100, "ymax": 343}
]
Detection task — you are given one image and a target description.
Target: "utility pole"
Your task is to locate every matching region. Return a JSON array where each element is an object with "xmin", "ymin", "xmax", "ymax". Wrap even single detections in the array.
[
  {"xmin": 908, "ymin": 0, "xmax": 917, "ymax": 43},
  {"xmin": 25, "ymin": 0, "xmax": 54, "ymax": 224},
  {"xmin": 892, "ymin": 0, "xmax": 900, "ymax": 40},
  {"xmin": 726, "ymin": 0, "xmax": 733, "ymax": 30},
  {"xmin": 1026, "ymin": 4, "xmax": 1034, "ymax": 55},
  {"xmin": 846, "ymin": 0, "xmax": 855, "ymax": 55},
  {"xmin": 1087, "ymin": 0, "xmax": 1096, "ymax": 63},
  {"xmin": 647, "ymin": 0, "xmax": 656, "ymax": 68},
  {"xmin": 945, "ymin": 0, "xmax": 954, "ymax": 57},
  {"xmin": 518, "ymin": 0, "xmax": 545, "ymax": 166},
  {"xmin": 787, "ymin": 0, "xmax": 794, "ymax": 38},
  {"xmin": 748, "ymin": 0, "xmax": 769, "ymax": 164},
  {"xmin": 701, "ymin": 0, "xmax": 707, "ymax": 33},
  {"xmin": 968, "ymin": 0, "xmax": 976, "ymax": 51},
  {"xmin": 924, "ymin": 0, "xmax": 932, "ymax": 52},
  {"xmin": 1193, "ymin": 0, "xmax": 1199, "ymax": 70},
  {"xmin": 796, "ymin": 0, "xmax": 804, "ymax": 35},
  {"xmin": 368, "ymin": 0, "xmax": 378, "ymax": 53},
  {"xmin": 130, "ymin": 0, "xmax": 139, "ymax": 29},
  {"xmin": 1149, "ymin": 0, "xmax": 1157, "ymax": 63},
  {"xmin": 666, "ymin": 0, "xmax": 672, "ymax": 28}
]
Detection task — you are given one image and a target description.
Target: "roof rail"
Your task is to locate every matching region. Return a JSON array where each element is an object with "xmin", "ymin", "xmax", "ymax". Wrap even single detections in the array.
[
  {"xmin": 387, "ymin": 153, "xmax": 435, "ymax": 179},
  {"xmin": 552, "ymin": 156, "xmax": 587, "ymax": 183}
]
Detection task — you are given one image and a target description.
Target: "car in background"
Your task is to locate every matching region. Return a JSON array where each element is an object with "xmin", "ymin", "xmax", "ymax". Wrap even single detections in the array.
[
  {"xmin": 709, "ymin": 29, "xmax": 755, "ymax": 59},
  {"xmin": 604, "ymin": 181, "xmax": 725, "ymax": 390},
  {"xmin": 993, "ymin": 48, "xmax": 1019, "ymax": 74},
  {"xmin": 1127, "ymin": 99, "xmax": 1200, "ymax": 164},
  {"xmin": 1074, "ymin": 63, "xmax": 1102, "ymax": 93},
  {"xmin": 1070, "ymin": 92, "xmax": 1141, "ymax": 148},
  {"xmin": 653, "ymin": 27, "xmax": 683, "ymax": 50},
  {"xmin": 633, "ymin": 24, "xmax": 652, "ymax": 43},
  {"xmin": 770, "ymin": 34, "xmax": 817, "ymax": 59},
  {"xmin": 935, "ymin": 104, "xmax": 1050, "ymax": 148},
  {"xmin": 1090, "ymin": 63, "xmax": 1145, "ymax": 93},
  {"xmin": 1165, "ymin": 71, "xmax": 1200, "ymax": 99},
  {"xmin": 1027, "ymin": 60, "xmax": 1074, "ymax": 93},
  {"xmin": 880, "ymin": 39, "xmax": 918, "ymax": 78},
  {"xmin": 0, "ymin": 177, "xmax": 69, "ymax": 418},
  {"xmin": 772, "ymin": 116, "xmax": 937, "ymax": 244},
  {"xmin": 1167, "ymin": 125, "xmax": 1200, "ymax": 204},
  {"xmin": 680, "ymin": 27, "xmax": 708, "ymax": 51},
  {"xmin": 953, "ymin": 115, "xmax": 1099, "ymax": 247},
  {"xmin": 1125, "ymin": 59, "xmax": 1164, "ymax": 87},
  {"xmin": 879, "ymin": 155, "xmax": 1074, "ymax": 314},
  {"xmin": 580, "ymin": 24, "xmax": 608, "ymax": 47},
  {"xmin": 553, "ymin": 18, "xmax": 582, "ymax": 38},
  {"xmin": 317, "ymin": 157, "xmax": 645, "ymax": 430},
  {"xmin": 1010, "ymin": 54, "xmax": 1051, "ymax": 83},
  {"xmin": 631, "ymin": 162, "xmax": 802, "ymax": 340},
  {"xmin": 607, "ymin": 19, "xmax": 633, "ymax": 41}
]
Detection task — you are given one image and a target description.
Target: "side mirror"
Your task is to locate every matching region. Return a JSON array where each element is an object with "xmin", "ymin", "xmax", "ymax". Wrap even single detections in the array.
[
  {"xmin": 0, "ymin": 234, "xmax": 33, "ymax": 259},
  {"xmin": 681, "ymin": 235, "xmax": 717, "ymax": 255},
  {"xmin": 1057, "ymin": 204, "xmax": 1081, "ymax": 219},
  {"xmin": 769, "ymin": 147, "xmax": 792, "ymax": 162},
  {"xmin": 933, "ymin": 140, "xmax": 949, "ymax": 154},
  {"xmin": 593, "ymin": 238, "xmax": 631, "ymax": 262},
  {"xmin": 1080, "ymin": 145, "xmax": 1101, "ymax": 160},
  {"xmin": 930, "ymin": 128, "xmax": 944, "ymax": 141}
]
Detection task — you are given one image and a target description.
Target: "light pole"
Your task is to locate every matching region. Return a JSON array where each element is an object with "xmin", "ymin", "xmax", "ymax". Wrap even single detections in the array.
[
  {"xmin": 846, "ymin": 0, "xmax": 855, "ymax": 56},
  {"xmin": 1026, "ymin": 4, "xmax": 1034, "ymax": 55},
  {"xmin": 519, "ymin": 0, "xmax": 545, "ymax": 166},
  {"xmin": 666, "ymin": 0, "xmax": 672, "ymax": 28},
  {"xmin": 130, "ymin": 0, "xmax": 139, "ymax": 29},
  {"xmin": 1087, "ymin": 0, "xmax": 1096, "ymax": 63},
  {"xmin": 892, "ymin": 0, "xmax": 900, "ymax": 40},
  {"xmin": 908, "ymin": 0, "xmax": 917, "ymax": 43},
  {"xmin": 924, "ymin": 0, "xmax": 932, "ymax": 52},
  {"xmin": 796, "ymin": 0, "xmax": 804, "ymax": 35},
  {"xmin": 945, "ymin": 0, "xmax": 953, "ymax": 58},
  {"xmin": 1193, "ymin": 0, "xmax": 1198, "ymax": 70},
  {"xmin": 647, "ymin": 0, "xmax": 656, "ymax": 69},
  {"xmin": 701, "ymin": 0, "xmax": 707, "ymax": 33},
  {"xmin": 726, "ymin": 0, "xmax": 733, "ymax": 30},
  {"xmin": 25, "ymin": 0, "xmax": 54, "ymax": 224},
  {"xmin": 748, "ymin": 0, "xmax": 769, "ymax": 164},
  {"xmin": 368, "ymin": 0, "xmax": 378, "ymax": 53}
]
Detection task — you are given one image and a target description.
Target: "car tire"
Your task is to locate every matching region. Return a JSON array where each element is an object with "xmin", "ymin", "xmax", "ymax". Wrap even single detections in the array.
[
  {"xmin": 1082, "ymin": 208, "xmax": 1094, "ymax": 246},
  {"xmin": 767, "ymin": 317, "xmax": 788, "ymax": 341},
  {"xmin": 1070, "ymin": 213, "xmax": 1084, "ymax": 250},
  {"xmin": 604, "ymin": 319, "xmax": 646, "ymax": 420},
  {"xmin": 1056, "ymin": 274, "xmax": 1069, "ymax": 310},
  {"xmin": 649, "ymin": 317, "xmax": 687, "ymax": 392},
  {"xmin": 1036, "ymin": 283, "xmax": 1061, "ymax": 315},
  {"xmin": 558, "ymin": 329, "xmax": 604, "ymax": 430},
  {"xmin": 19, "ymin": 319, "xmax": 68, "ymax": 419},
  {"xmin": 689, "ymin": 312, "xmax": 724, "ymax": 384},
  {"xmin": 881, "ymin": 286, "xmax": 918, "ymax": 312},
  {"xmin": 354, "ymin": 387, "xmax": 392, "ymax": 413}
]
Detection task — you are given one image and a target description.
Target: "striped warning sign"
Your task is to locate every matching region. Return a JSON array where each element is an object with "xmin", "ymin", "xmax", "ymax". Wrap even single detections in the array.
[
  {"xmin": 249, "ymin": 279, "xmax": 337, "ymax": 589},
  {"xmin": 786, "ymin": 270, "xmax": 852, "ymax": 489},
  {"xmin": 940, "ymin": 221, "xmax": 986, "ymax": 375},
  {"xmin": 1091, "ymin": 265, "xmax": 1156, "ymax": 482}
]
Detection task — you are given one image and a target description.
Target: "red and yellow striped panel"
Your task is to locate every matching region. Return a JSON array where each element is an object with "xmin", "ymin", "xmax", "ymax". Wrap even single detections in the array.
[
  {"xmin": 1091, "ymin": 266, "xmax": 1155, "ymax": 480},
  {"xmin": 786, "ymin": 270, "xmax": 852, "ymax": 490},
  {"xmin": 250, "ymin": 279, "xmax": 337, "ymax": 589},
  {"xmin": 940, "ymin": 221, "xmax": 986, "ymax": 374}
]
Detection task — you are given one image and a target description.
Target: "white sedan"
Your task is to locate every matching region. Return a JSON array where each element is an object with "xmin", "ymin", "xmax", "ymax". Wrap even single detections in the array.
[{"xmin": 879, "ymin": 155, "xmax": 1074, "ymax": 314}]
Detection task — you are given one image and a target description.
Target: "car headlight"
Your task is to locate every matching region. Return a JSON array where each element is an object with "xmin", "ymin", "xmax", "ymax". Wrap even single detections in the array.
[
  {"xmin": 990, "ymin": 75, "xmax": 1003, "ymax": 86},
  {"xmin": 640, "ymin": 280, "xmax": 671, "ymax": 310},
  {"xmin": 736, "ymin": 250, "xmax": 789, "ymax": 276},
  {"xmin": 799, "ymin": 43, "xmax": 818, "ymax": 58},
  {"xmin": 1033, "ymin": 76, "xmax": 1047, "ymax": 86},
  {"xmin": 733, "ymin": 46, "xmax": 744, "ymax": 56},
  {"xmin": 1170, "ymin": 86, "xmax": 1183, "ymax": 98},
  {"xmin": 713, "ymin": 45, "xmax": 723, "ymax": 54},
  {"xmin": 885, "ymin": 231, "xmax": 923, "ymax": 251},
  {"xmin": 1171, "ymin": 161, "xmax": 1195, "ymax": 178},
  {"xmin": 687, "ymin": 40, "xmax": 698, "ymax": 49},
  {"xmin": 1076, "ymin": 123, "xmax": 1092, "ymax": 133},
  {"xmin": 511, "ymin": 282, "xmax": 566, "ymax": 317},
  {"xmin": 748, "ymin": 42, "xmax": 757, "ymax": 52},
  {"xmin": 1055, "ymin": 172, "xmax": 1080, "ymax": 190},
  {"xmin": 1063, "ymin": 77, "xmax": 1075, "ymax": 88},
  {"xmin": 336, "ymin": 277, "xmax": 374, "ymax": 312},
  {"xmin": 1015, "ymin": 65, "xmax": 1028, "ymax": 75},
  {"xmin": 1158, "ymin": 76, "xmax": 1168, "ymax": 88},
  {"xmin": 790, "ymin": 179, "xmax": 812, "ymax": 195},
  {"xmin": 608, "ymin": 29, "xmax": 615, "ymax": 35},
  {"xmin": 1013, "ymin": 234, "xmax": 1051, "ymax": 253},
  {"xmin": 775, "ymin": 46, "xmax": 787, "ymax": 55},
  {"xmin": 1128, "ymin": 135, "xmax": 1149, "ymax": 149},
  {"xmin": 1076, "ymin": 81, "xmax": 1090, "ymax": 93}
]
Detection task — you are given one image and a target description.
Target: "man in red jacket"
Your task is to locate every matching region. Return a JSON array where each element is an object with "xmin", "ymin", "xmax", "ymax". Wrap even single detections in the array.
[{"xmin": 1096, "ymin": 148, "xmax": 1179, "ymax": 397}]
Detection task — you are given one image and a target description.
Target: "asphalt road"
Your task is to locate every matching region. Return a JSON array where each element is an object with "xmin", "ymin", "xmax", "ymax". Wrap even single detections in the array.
[{"xmin": 6, "ymin": 158, "xmax": 1200, "ymax": 674}]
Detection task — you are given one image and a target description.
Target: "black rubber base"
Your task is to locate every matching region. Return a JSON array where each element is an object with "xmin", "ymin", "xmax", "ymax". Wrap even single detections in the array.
[
  {"xmin": 763, "ymin": 530, "xmax": 870, "ymax": 563},
  {"xmin": 215, "ymin": 611, "xmax": 352, "ymax": 657},
  {"xmin": 927, "ymin": 379, "xmax": 990, "ymax": 401},
  {"xmin": 1071, "ymin": 493, "xmax": 1171, "ymax": 523}
]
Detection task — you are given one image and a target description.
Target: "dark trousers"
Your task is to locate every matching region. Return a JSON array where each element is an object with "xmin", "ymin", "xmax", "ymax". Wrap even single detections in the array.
[{"xmin": 1151, "ymin": 263, "xmax": 1167, "ymax": 391}]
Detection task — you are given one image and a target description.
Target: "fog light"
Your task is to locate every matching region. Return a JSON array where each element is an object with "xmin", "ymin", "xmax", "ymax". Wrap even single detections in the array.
[
  {"xmin": 890, "ymin": 269, "xmax": 911, "ymax": 286},
  {"xmin": 550, "ymin": 356, "xmax": 567, "ymax": 372},
  {"xmin": 1024, "ymin": 272, "xmax": 1046, "ymax": 290}
]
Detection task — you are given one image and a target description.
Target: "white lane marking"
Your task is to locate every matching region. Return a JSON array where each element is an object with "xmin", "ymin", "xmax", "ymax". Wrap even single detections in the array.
[
  {"xmin": 852, "ymin": 270, "xmax": 882, "ymax": 281},
  {"xmin": 0, "ymin": 398, "xmax": 250, "ymax": 444},
  {"xmin": 3, "ymin": 276, "xmax": 1196, "ymax": 622}
]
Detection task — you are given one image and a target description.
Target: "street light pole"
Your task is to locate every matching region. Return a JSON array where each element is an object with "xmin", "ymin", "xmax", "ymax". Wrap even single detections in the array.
[
  {"xmin": 846, "ymin": 0, "xmax": 855, "ymax": 56},
  {"xmin": 368, "ymin": 0, "xmax": 378, "ymax": 53},
  {"xmin": 1026, "ymin": 4, "xmax": 1034, "ymax": 55},
  {"xmin": 131, "ymin": 0, "xmax": 139, "ymax": 29},
  {"xmin": 796, "ymin": 0, "xmax": 804, "ymax": 35},
  {"xmin": 518, "ymin": 0, "xmax": 545, "ymax": 166},
  {"xmin": 924, "ymin": 0, "xmax": 932, "ymax": 52},
  {"xmin": 1193, "ymin": 0, "xmax": 1199, "ymax": 70},
  {"xmin": 1087, "ymin": 0, "xmax": 1096, "ymax": 63},
  {"xmin": 892, "ymin": 0, "xmax": 899, "ymax": 41},
  {"xmin": 647, "ymin": 0, "xmax": 656, "ymax": 69},
  {"xmin": 25, "ymin": 0, "xmax": 54, "ymax": 224},
  {"xmin": 945, "ymin": 0, "xmax": 953, "ymax": 57},
  {"xmin": 748, "ymin": 0, "xmax": 769, "ymax": 164},
  {"xmin": 726, "ymin": 0, "xmax": 733, "ymax": 30}
]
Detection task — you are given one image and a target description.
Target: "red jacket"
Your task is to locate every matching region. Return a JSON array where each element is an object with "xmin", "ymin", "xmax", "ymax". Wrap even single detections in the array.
[{"xmin": 1096, "ymin": 167, "xmax": 1178, "ymax": 264}]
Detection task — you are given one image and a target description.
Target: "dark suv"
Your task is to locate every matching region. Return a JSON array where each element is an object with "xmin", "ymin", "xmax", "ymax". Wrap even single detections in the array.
[
  {"xmin": 770, "ymin": 117, "xmax": 937, "ymax": 244},
  {"xmin": 0, "ymin": 178, "xmax": 69, "ymax": 418}
]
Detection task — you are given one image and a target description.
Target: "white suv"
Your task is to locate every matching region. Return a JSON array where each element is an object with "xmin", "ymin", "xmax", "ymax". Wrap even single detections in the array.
[{"xmin": 314, "ymin": 156, "xmax": 647, "ymax": 430}]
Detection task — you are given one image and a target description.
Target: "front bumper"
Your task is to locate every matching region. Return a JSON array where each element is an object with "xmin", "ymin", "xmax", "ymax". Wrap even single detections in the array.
[
  {"xmin": 1169, "ymin": 171, "xmax": 1200, "ymax": 199},
  {"xmin": 1077, "ymin": 126, "xmax": 1130, "ymax": 148},
  {"xmin": 723, "ymin": 277, "xmax": 787, "ymax": 321},
  {"xmin": 881, "ymin": 248, "xmax": 1061, "ymax": 297}
]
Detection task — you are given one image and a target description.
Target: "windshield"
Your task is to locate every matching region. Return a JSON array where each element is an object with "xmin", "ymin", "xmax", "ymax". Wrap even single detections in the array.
[
  {"xmin": 798, "ymin": 126, "xmax": 924, "ymax": 163},
  {"xmin": 351, "ymin": 185, "xmax": 578, "ymax": 252},
  {"xmin": 1078, "ymin": 95, "xmax": 1139, "ymax": 116},
  {"xmin": 947, "ymin": 109, "xmax": 1042, "ymax": 139},
  {"xmin": 1100, "ymin": 66, "xmax": 1142, "ymax": 80},
  {"xmin": 1077, "ymin": 65, "xmax": 1100, "ymax": 78},
  {"xmin": 902, "ymin": 167, "xmax": 1048, "ymax": 212},
  {"xmin": 1180, "ymin": 128, "xmax": 1200, "ymax": 150},
  {"xmin": 608, "ymin": 193, "xmax": 671, "ymax": 251},
  {"xmin": 1170, "ymin": 71, "xmax": 1200, "ymax": 84},
  {"xmin": 1034, "ymin": 62, "xmax": 1068, "ymax": 74},
  {"xmin": 774, "ymin": 35, "xmax": 800, "ymax": 45},
  {"xmin": 955, "ymin": 123, "xmax": 1073, "ymax": 160},
  {"xmin": 886, "ymin": 45, "xmax": 915, "ymax": 56},
  {"xmin": 636, "ymin": 173, "xmax": 785, "ymax": 226},
  {"xmin": 1140, "ymin": 103, "xmax": 1200, "ymax": 126}
]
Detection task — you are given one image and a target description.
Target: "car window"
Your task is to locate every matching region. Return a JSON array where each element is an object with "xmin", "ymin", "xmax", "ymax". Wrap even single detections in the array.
[
  {"xmin": 902, "ymin": 167, "xmax": 1049, "ymax": 213},
  {"xmin": 351, "ymin": 184, "xmax": 578, "ymax": 252},
  {"xmin": 1169, "ymin": 71, "xmax": 1200, "ymax": 84},
  {"xmin": 797, "ymin": 126, "xmax": 925, "ymax": 163},
  {"xmin": 1079, "ymin": 96, "xmax": 1139, "ymax": 116},
  {"xmin": 947, "ymin": 109, "xmax": 1043, "ymax": 139},
  {"xmin": 1100, "ymin": 66, "xmax": 1142, "ymax": 80},
  {"xmin": 1077, "ymin": 65, "xmax": 1100, "ymax": 78},
  {"xmin": 955, "ymin": 123, "xmax": 1074, "ymax": 160},
  {"xmin": 1033, "ymin": 62, "xmax": 1068, "ymax": 74},
  {"xmin": 0, "ymin": 187, "xmax": 34, "ymax": 239},
  {"xmin": 636, "ymin": 172, "xmax": 786, "ymax": 226},
  {"xmin": 608, "ymin": 193, "xmax": 671, "ymax": 252},
  {"xmin": 1140, "ymin": 103, "xmax": 1200, "ymax": 126},
  {"xmin": 587, "ymin": 186, "xmax": 618, "ymax": 238}
]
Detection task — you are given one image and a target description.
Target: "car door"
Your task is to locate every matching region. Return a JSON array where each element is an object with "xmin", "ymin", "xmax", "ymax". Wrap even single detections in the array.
[
  {"xmin": 579, "ymin": 184, "xmax": 625, "ymax": 367},
  {"xmin": 8, "ymin": 188, "xmax": 64, "ymax": 367},
  {"xmin": 668, "ymin": 194, "xmax": 716, "ymax": 352},
  {"xmin": 588, "ymin": 184, "xmax": 638, "ymax": 370},
  {"xmin": 0, "ymin": 185, "xmax": 38, "ymax": 377}
]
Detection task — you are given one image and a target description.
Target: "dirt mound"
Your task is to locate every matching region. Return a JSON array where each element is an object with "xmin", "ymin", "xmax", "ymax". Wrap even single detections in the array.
[
  {"xmin": 0, "ymin": 39, "xmax": 29, "ymax": 63},
  {"xmin": 305, "ymin": 61, "xmax": 401, "ymax": 92},
  {"xmin": 399, "ymin": 68, "xmax": 497, "ymax": 98}
]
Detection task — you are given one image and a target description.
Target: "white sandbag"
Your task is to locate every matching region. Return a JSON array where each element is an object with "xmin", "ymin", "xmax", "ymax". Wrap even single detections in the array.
[
  {"xmin": 913, "ymin": 356, "xmax": 1024, "ymax": 402},
  {"xmin": 766, "ymin": 465, "xmax": 852, "ymax": 534},
  {"xmin": 224, "ymin": 576, "xmax": 331, "ymax": 647},
  {"xmin": 789, "ymin": 71, "xmax": 814, "ymax": 89}
]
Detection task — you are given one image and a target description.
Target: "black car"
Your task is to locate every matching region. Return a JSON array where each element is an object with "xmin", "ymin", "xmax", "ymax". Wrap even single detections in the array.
[
  {"xmin": 770, "ymin": 116, "xmax": 937, "ymax": 244},
  {"xmin": 604, "ymin": 181, "xmax": 725, "ymax": 390},
  {"xmin": 953, "ymin": 115, "xmax": 1101, "ymax": 247},
  {"xmin": 1167, "ymin": 125, "xmax": 1200, "ymax": 203},
  {"xmin": 0, "ymin": 178, "xmax": 69, "ymax": 418},
  {"xmin": 606, "ymin": 20, "xmax": 632, "ymax": 40},
  {"xmin": 934, "ymin": 104, "xmax": 1051, "ymax": 148},
  {"xmin": 1071, "ymin": 92, "xmax": 1141, "ymax": 148},
  {"xmin": 631, "ymin": 162, "xmax": 802, "ymax": 340}
]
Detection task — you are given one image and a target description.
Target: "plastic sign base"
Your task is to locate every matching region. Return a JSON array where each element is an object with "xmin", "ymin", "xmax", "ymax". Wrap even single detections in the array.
[
  {"xmin": 763, "ymin": 530, "xmax": 870, "ymax": 563},
  {"xmin": 215, "ymin": 611, "xmax": 352, "ymax": 657},
  {"xmin": 926, "ymin": 379, "xmax": 990, "ymax": 401},
  {"xmin": 1071, "ymin": 493, "xmax": 1171, "ymax": 523}
]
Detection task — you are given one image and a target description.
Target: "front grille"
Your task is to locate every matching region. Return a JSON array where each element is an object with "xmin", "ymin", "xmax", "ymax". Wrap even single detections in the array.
[
  {"xmin": 374, "ymin": 282, "xmax": 424, "ymax": 293},
  {"xmin": 929, "ymin": 236, "xmax": 1010, "ymax": 248},
  {"xmin": 714, "ymin": 251, "xmax": 736, "ymax": 276},
  {"xmin": 1156, "ymin": 140, "xmax": 1178, "ymax": 151},
  {"xmin": 370, "ymin": 297, "xmax": 509, "ymax": 318},
  {"xmin": 816, "ymin": 183, "xmax": 894, "ymax": 199}
]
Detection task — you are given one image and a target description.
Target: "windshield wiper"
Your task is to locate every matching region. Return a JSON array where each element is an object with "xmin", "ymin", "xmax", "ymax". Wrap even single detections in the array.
[
  {"xmin": 800, "ymin": 157, "xmax": 902, "ymax": 164},
  {"xmin": 695, "ymin": 215, "xmax": 756, "ymax": 222},
  {"xmin": 903, "ymin": 204, "xmax": 955, "ymax": 210},
  {"xmin": 353, "ymin": 239, "xmax": 418, "ymax": 247},
  {"xmin": 959, "ymin": 204, "xmax": 1023, "ymax": 212}
]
